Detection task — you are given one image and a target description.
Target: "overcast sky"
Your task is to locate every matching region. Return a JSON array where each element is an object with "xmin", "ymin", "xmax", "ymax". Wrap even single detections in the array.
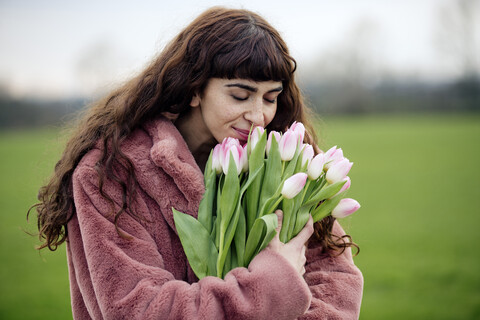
[{"xmin": 0, "ymin": 0, "xmax": 477, "ymax": 99}]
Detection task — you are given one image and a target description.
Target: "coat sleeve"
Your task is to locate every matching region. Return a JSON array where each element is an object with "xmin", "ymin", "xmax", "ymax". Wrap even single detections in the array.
[
  {"xmin": 299, "ymin": 221, "xmax": 364, "ymax": 320},
  {"xmin": 68, "ymin": 164, "xmax": 312, "ymax": 320}
]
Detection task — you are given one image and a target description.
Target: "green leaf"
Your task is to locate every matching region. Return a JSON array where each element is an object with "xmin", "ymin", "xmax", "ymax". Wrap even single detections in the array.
[
  {"xmin": 311, "ymin": 193, "xmax": 344, "ymax": 222},
  {"xmin": 230, "ymin": 244, "xmax": 239, "ymax": 271},
  {"xmin": 217, "ymin": 205, "xmax": 241, "ymax": 277},
  {"xmin": 291, "ymin": 205, "xmax": 311, "ymax": 239},
  {"xmin": 217, "ymin": 166, "xmax": 262, "ymax": 277},
  {"xmin": 219, "ymin": 155, "xmax": 240, "ymax": 229},
  {"xmin": 246, "ymin": 164, "xmax": 265, "ymax": 232},
  {"xmin": 223, "ymin": 246, "xmax": 231, "ymax": 278},
  {"xmin": 258, "ymin": 137, "xmax": 281, "ymax": 217},
  {"xmin": 198, "ymin": 150, "xmax": 217, "ymax": 233},
  {"xmin": 282, "ymin": 146, "xmax": 302, "ymax": 180},
  {"xmin": 244, "ymin": 213, "xmax": 278, "ymax": 265},
  {"xmin": 280, "ymin": 198, "xmax": 294, "ymax": 243},
  {"xmin": 303, "ymin": 180, "xmax": 347, "ymax": 207},
  {"xmin": 248, "ymin": 129, "xmax": 267, "ymax": 169},
  {"xmin": 172, "ymin": 208, "xmax": 218, "ymax": 279},
  {"xmin": 234, "ymin": 205, "xmax": 246, "ymax": 267}
]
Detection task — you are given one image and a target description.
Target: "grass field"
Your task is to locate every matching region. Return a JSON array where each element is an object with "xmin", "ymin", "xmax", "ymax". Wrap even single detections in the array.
[{"xmin": 1, "ymin": 113, "xmax": 479, "ymax": 319}]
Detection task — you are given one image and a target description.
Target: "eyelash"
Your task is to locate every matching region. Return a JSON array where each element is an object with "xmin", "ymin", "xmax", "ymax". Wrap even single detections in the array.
[
  {"xmin": 232, "ymin": 95, "xmax": 276, "ymax": 104},
  {"xmin": 232, "ymin": 95, "xmax": 248, "ymax": 101},
  {"xmin": 265, "ymin": 98, "xmax": 276, "ymax": 104}
]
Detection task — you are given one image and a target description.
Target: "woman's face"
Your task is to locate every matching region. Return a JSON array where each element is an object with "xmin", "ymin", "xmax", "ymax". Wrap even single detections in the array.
[{"xmin": 191, "ymin": 78, "xmax": 282, "ymax": 144}]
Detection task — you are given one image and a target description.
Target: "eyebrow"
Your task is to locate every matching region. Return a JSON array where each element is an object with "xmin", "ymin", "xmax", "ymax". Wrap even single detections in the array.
[{"xmin": 225, "ymin": 83, "xmax": 283, "ymax": 93}]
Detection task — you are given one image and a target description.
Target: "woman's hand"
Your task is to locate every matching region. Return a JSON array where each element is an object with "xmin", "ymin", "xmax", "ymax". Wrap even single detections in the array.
[{"xmin": 266, "ymin": 210, "xmax": 314, "ymax": 276}]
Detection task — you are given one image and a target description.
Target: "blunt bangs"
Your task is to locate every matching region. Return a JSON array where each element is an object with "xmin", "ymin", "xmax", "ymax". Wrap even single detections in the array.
[{"xmin": 209, "ymin": 28, "xmax": 295, "ymax": 82}]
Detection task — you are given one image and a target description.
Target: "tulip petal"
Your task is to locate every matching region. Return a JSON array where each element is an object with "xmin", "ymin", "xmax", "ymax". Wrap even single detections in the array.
[
  {"xmin": 278, "ymin": 129, "xmax": 298, "ymax": 161},
  {"xmin": 307, "ymin": 153, "xmax": 326, "ymax": 180},
  {"xmin": 281, "ymin": 172, "xmax": 308, "ymax": 199},
  {"xmin": 266, "ymin": 131, "xmax": 281, "ymax": 156},
  {"xmin": 331, "ymin": 198, "xmax": 361, "ymax": 218},
  {"xmin": 301, "ymin": 144, "xmax": 314, "ymax": 167},
  {"xmin": 326, "ymin": 158, "xmax": 353, "ymax": 184},
  {"xmin": 290, "ymin": 121, "xmax": 305, "ymax": 144}
]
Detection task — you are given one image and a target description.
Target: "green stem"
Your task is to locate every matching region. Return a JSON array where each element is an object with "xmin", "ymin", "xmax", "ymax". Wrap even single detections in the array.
[
  {"xmin": 300, "ymin": 179, "xmax": 310, "ymax": 204},
  {"xmin": 266, "ymin": 195, "xmax": 284, "ymax": 216},
  {"xmin": 217, "ymin": 229, "xmax": 225, "ymax": 277}
]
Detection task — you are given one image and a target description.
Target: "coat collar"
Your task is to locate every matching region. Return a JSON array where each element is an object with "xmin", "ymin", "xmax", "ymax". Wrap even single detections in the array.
[{"xmin": 142, "ymin": 117, "xmax": 205, "ymax": 218}]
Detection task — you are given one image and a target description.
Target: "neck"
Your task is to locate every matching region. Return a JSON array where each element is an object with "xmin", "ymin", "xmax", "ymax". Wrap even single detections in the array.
[{"xmin": 175, "ymin": 108, "xmax": 216, "ymax": 171}]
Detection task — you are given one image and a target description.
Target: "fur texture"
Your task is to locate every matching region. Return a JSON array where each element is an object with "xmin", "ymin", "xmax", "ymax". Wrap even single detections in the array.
[{"xmin": 66, "ymin": 117, "xmax": 363, "ymax": 319}]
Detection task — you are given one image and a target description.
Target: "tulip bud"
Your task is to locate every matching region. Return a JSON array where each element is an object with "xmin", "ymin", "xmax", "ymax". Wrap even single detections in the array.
[
  {"xmin": 220, "ymin": 138, "xmax": 243, "ymax": 175},
  {"xmin": 240, "ymin": 145, "xmax": 249, "ymax": 173},
  {"xmin": 211, "ymin": 144, "xmax": 222, "ymax": 174},
  {"xmin": 250, "ymin": 126, "xmax": 265, "ymax": 151},
  {"xmin": 324, "ymin": 146, "xmax": 344, "ymax": 170},
  {"xmin": 307, "ymin": 153, "xmax": 326, "ymax": 180},
  {"xmin": 278, "ymin": 129, "xmax": 298, "ymax": 161},
  {"xmin": 290, "ymin": 121, "xmax": 305, "ymax": 144},
  {"xmin": 337, "ymin": 176, "xmax": 351, "ymax": 194},
  {"xmin": 301, "ymin": 144, "xmax": 314, "ymax": 167},
  {"xmin": 326, "ymin": 158, "xmax": 353, "ymax": 184},
  {"xmin": 281, "ymin": 173, "xmax": 308, "ymax": 199},
  {"xmin": 331, "ymin": 198, "xmax": 360, "ymax": 218},
  {"xmin": 266, "ymin": 131, "xmax": 281, "ymax": 156}
]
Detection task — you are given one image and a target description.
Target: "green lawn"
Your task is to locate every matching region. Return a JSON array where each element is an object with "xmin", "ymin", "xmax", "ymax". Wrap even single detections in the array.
[
  {"xmin": 0, "ymin": 128, "xmax": 71, "ymax": 319},
  {"xmin": 320, "ymin": 113, "xmax": 480, "ymax": 319},
  {"xmin": 1, "ymin": 113, "xmax": 479, "ymax": 319}
]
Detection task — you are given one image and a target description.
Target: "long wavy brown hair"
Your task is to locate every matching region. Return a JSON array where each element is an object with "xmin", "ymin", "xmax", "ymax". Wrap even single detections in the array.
[{"xmin": 29, "ymin": 6, "xmax": 357, "ymax": 255}]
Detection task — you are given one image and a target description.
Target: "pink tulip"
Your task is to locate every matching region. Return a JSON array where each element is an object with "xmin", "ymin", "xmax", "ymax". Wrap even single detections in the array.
[
  {"xmin": 250, "ymin": 126, "xmax": 265, "ymax": 151},
  {"xmin": 222, "ymin": 147, "xmax": 240, "ymax": 175},
  {"xmin": 266, "ymin": 131, "xmax": 281, "ymax": 156},
  {"xmin": 326, "ymin": 158, "xmax": 353, "ymax": 184},
  {"xmin": 331, "ymin": 198, "xmax": 360, "ymax": 218},
  {"xmin": 240, "ymin": 145, "xmax": 249, "ymax": 173},
  {"xmin": 281, "ymin": 173, "xmax": 308, "ymax": 199},
  {"xmin": 290, "ymin": 121, "xmax": 305, "ymax": 144},
  {"xmin": 338, "ymin": 176, "xmax": 351, "ymax": 194},
  {"xmin": 324, "ymin": 146, "xmax": 344, "ymax": 170},
  {"xmin": 211, "ymin": 144, "xmax": 222, "ymax": 174},
  {"xmin": 220, "ymin": 137, "xmax": 243, "ymax": 175},
  {"xmin": 307, "ymin": 153, "xmax": 326, "ymax": 180},
  {"xmin": 278, "ymin": 129, "xmax": 298, "ymax": 161},
  {"xmin": 301, "ymin": 144, "xmax": 314, "ymax": 167}
]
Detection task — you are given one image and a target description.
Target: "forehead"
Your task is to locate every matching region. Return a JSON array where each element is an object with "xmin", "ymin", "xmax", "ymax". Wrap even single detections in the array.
[{"xmin": 208, "ymin": 78, "xmax": 283, "ymax": 91}]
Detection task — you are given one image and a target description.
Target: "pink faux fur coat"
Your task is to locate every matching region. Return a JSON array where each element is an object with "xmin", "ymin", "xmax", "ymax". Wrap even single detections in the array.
[{"xmin": 66, "ymin": 117, "xmax": 363, "ymax": 319}]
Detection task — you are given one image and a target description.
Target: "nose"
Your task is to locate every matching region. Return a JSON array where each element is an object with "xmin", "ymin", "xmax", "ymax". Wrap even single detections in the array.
[{"xmin": 244, "ymin": 99, "xmax": 265, "ymax": 127}]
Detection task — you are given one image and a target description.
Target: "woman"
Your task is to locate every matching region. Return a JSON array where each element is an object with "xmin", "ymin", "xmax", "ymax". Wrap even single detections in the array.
[{"xmin": 32, "ymin": 7, "xmax": 363, "ymax": 319}]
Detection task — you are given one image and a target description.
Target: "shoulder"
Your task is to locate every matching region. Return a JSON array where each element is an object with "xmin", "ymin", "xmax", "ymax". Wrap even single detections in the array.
[{"xmin": 72, "ymin": 117, "xmax": 205, "ymax": 214}]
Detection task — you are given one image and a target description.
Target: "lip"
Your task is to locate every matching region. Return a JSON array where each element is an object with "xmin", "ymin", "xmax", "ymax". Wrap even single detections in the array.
[{"xmin": 233, "ymin": 127, "xmax": 250, "ymax": 141}]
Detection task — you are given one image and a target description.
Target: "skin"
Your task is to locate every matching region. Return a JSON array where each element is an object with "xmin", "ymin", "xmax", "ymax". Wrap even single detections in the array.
[
  {"xmin": 177, "ymin": 78, "xmax": 281, "ymax": 167},
  {"xmin": 177, "ymin": 77, "xmax": 313, "ymax": 276}
]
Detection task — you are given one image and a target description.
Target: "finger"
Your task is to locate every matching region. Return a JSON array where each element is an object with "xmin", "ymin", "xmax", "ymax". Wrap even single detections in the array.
[
  {"xmin": 300, "ymin": 247, "xmax": 307, "ymax": 265},
  {"xmin": 301, "ymin": 244, "xmax": 306, "ymax": 257},
  {"xmin": 274, "ymin": 209, "xmax": 283, "ymax": 233},
  {"xmin": 273, "ymin": 209, "xmax": 283, "ymax": 240},
  {"xmin": 291, "ymin": 215, "xmax": 314, "ymax": 244}
]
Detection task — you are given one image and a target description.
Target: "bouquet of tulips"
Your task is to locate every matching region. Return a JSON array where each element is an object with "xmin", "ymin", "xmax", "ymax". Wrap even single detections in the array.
[{"xmin": 173, "ymin": 122, "xmax": 360, "ymax": 279}]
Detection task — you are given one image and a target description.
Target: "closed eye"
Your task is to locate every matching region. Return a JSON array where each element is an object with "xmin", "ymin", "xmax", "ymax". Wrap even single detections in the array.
[
  {"xmin": 265, "ymin": 98, "xmax": 276, "ymax": 104},
  {"xmin": 232, "ymin": 95, "xmax": 248, "ymax": 101}
]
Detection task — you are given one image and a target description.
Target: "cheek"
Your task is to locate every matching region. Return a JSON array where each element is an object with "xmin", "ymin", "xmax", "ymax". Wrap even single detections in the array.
[{"xmin": 264, "ymin": 106, "xmax": 278, "ymax": 126}]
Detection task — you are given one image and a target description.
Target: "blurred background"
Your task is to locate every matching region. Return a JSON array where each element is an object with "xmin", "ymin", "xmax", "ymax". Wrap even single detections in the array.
[{"xmin": 1, "ymin": 0, "xmax": 479, "ymax": 319}]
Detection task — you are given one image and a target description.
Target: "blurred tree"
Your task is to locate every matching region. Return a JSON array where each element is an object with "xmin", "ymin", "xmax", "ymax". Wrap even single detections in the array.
[
  {"xmin": 300, "ymin": 18, "xmax": 386, "ymax": 113},
  {"xmin": 435, "ymin": 0, "xmax": 479, "ymax": 79},
  {"xmin": 434, "ymin": 0, "xmax": 480, "ymax": 110},
  {"xmin": 74, "ymin": 39, "xmax": 129, "ymax": 98}
]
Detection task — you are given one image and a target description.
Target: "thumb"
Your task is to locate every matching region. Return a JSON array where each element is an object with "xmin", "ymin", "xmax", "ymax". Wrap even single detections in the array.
[{"xmin": 274, "ymin": 209, "xmax": 283, "ymax": 235}]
